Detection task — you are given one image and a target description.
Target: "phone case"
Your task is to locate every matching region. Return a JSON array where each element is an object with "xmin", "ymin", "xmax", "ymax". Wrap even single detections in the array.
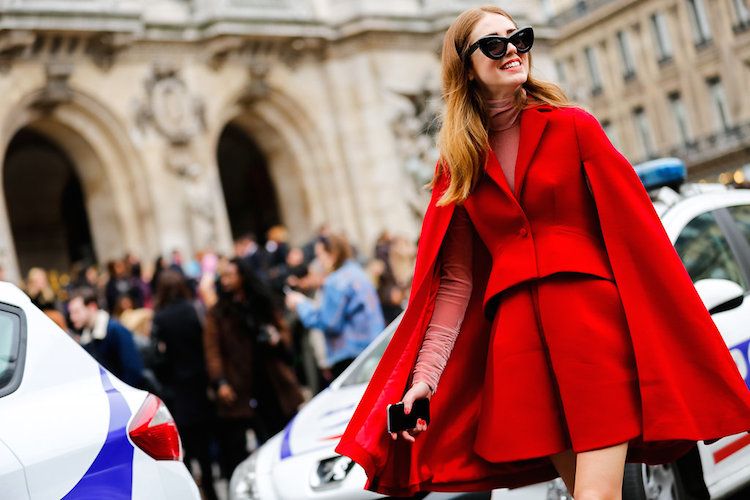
[{"xmin": 386, "ymin": 399, "xmax": 430, "ymax": 434}]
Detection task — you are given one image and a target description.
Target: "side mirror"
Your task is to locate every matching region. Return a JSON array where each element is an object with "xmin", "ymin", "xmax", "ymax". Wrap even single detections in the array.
[{"xmin": 694, "ymin": 279, "xmax": 745, "ymax": 315}]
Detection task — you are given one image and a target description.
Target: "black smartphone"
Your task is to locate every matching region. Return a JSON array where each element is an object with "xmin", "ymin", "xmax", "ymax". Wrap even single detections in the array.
[{"xmin": 387, "ymin": 398, "xmax": 430, "ymax": 434}]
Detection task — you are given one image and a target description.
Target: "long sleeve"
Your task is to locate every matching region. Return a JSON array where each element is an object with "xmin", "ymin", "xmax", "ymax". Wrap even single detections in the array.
[
  {"xmin": 295, "ymin": 276, "xmax": 349, "ymax": 333},
  {"xmin": 203, "ymin": 309, "xmax": 225, "ymax": 385},
  {"xmin": 412, "ymin": 206, "xmax": 473, "ymax": 393}
]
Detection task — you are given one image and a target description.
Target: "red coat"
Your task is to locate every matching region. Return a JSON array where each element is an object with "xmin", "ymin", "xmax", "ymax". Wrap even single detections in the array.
[{"xmin": 335, "ymin": 105, "xmax": 750, "ymax": 496}]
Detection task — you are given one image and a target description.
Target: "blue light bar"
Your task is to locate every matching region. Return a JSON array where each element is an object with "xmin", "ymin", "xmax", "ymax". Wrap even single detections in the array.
[{"xmin": 633, "ymin": 158, "xmax": 686, "ymax": 190}]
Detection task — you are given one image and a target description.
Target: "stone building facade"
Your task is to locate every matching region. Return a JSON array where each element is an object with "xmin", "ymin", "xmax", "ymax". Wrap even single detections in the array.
[
  {"xmin": 0, "ymin": 0, "xmax": 552, "ymax": 283},
  {"xmin": 548, "ymin": 0, "xmax": 750, "ymax": 182}
]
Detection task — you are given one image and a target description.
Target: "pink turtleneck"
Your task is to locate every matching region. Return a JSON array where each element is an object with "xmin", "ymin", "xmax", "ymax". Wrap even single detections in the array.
[
  {"xmin": 412, "ymin": 97, "xmax": 523, "ymax": 393},
  {"xmin": 487, "ymin": 95, "xmax": 523, "ymax": 192}
]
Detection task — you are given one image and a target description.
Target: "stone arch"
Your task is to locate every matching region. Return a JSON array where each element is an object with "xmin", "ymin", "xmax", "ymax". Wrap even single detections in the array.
[
  {"xmin": 0, "ymin": 89, "xmax": 158, "ymax": 282},
  {"xmin": 210, "ymin": 86, "xmax": 360, "ymax": 247}
]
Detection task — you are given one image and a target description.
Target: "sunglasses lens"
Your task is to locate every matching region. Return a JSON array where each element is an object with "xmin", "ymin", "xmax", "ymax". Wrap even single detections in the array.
[
  {"xmin": 481, "ymin": 38, "xmax": 507, "ymax": 59},
  {"xmin": 511, "ymin": 29, "xmax": 534, "ymax": 52}
]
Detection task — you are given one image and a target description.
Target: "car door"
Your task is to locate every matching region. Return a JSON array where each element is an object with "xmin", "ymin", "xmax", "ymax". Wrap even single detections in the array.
[
  {"xmin": 0, "ymin": 303, "xmax": 30, "ymax": 499},
  {"xmin": 671, "ymin": 205, "xmax": 750, "ymax": 494}
]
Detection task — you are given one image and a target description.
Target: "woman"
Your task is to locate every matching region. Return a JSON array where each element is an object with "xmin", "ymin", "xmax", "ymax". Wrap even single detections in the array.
[
  {"xmin": 204, "ymin": 257, "xmax": 303, "ymax": 478},
  {"xmin": 26, "ymin": 267, "xmax": 59, "ymax": 312},
  {"xmin": 151, "ymin": 270, "xmax": 218, "ymax": 500},
  {"xmin": 286, "ymin": 233, "xmax": 385, "ymax": 380},
  {"xmin": 335, "ymin": 6, "xmax": 750, "ymax": 499}
]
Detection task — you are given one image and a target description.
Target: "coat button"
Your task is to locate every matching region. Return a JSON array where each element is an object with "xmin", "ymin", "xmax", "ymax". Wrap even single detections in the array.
[{"xmin": 519, "ymin": 227, "xmax": 528, "ymax": 237}]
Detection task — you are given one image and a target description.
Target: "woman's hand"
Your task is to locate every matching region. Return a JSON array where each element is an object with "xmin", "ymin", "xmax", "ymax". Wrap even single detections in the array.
[
  {"xmin": 390, "ymin": 381, "xmax": 432, "ymax": 443},
  {"xmin": 284, "ymin": 290, "xmax": 307, "ymax": 310},
  {"xmin": 217, "ymin": 382, "xmax": 237, "ymax": 405}
]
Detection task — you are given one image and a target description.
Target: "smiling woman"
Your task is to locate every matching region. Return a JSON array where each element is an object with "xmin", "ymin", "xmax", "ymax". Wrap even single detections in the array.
[{"xmin": 336, "ymin": 4, "xmax": 750, "ymax": 500}]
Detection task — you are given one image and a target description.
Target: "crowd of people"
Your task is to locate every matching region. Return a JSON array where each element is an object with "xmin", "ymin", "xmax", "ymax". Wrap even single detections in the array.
[{"xmin": 10, "ymin": 224, "xmax": 416, "ymax": 499}]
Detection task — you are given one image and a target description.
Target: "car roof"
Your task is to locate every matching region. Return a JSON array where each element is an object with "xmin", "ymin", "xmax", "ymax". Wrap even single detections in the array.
[
  {"xmin": 0, "ymin": 282, "xmax": 32, "ymax": 308},
  {"xmin": 651, "ymin": 183, "xmax": 750, "ymax": 219}
]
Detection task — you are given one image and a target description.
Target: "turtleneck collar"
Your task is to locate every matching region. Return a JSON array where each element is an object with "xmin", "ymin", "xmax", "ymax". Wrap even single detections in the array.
[{"xmin": 487, "ymin": 88, "xmax": 526, "ymax": 132}]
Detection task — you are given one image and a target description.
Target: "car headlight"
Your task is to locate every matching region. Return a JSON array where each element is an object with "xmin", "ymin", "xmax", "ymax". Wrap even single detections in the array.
[
  {"xmin": 229, "ymin": 450, "xmax": 260, "ymax": 500},
  {"xmin": 309, "ymin": 455, "xmax": 355, "ymax": 490}
]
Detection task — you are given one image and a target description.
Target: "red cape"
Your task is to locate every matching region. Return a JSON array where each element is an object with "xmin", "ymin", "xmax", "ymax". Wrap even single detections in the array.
[{"xmin": 335, "ymin": 107, "xmax": 750, "ymax": 496}]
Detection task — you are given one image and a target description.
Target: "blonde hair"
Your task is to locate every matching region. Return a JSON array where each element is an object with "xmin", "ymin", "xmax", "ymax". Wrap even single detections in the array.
[{"xmin": 432, "ymin": 5, "xmax": 570, "ymax": 206}]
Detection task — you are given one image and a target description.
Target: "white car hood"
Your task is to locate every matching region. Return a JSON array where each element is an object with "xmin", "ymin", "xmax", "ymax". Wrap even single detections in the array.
[{"xmin": 280, "ymin": 384, "xmax": 366, "ymax": 461}]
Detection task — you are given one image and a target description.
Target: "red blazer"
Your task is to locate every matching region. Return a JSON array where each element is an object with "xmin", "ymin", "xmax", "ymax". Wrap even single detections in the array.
[
  {"xmin": 463, "ymin": 105, "xmax": 613, "ymax": 315},
  {"xmin": 335, "ymin": 106, "xmax": 750, "ymax": 496}
]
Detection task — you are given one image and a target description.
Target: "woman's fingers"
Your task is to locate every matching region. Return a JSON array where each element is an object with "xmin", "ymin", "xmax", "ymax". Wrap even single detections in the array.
[
  {"xmin": 400, "ymin": 430, "xmax": 415, "ymax": 443},
  {"xmin": 391, "ymin": 418, "xmax": 428, "ymax": 443}
]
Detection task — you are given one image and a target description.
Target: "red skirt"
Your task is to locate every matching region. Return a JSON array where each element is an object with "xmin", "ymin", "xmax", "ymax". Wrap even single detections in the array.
[{"xmin": 474, "ymin": 272, "xmax": 643, "ymax": 462}]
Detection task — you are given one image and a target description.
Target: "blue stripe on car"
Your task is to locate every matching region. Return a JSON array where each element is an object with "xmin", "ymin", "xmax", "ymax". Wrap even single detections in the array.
[
  {"xmin": 730, "ymin": 339, "xmax": 750, "ymax": 390},
  {"xmin": 62, "ymin": 367, "xmax": 134, "ymax": 499},
  {"xmin": 280, "ymin": 415, "xmax": 296, "ymax": 459}
]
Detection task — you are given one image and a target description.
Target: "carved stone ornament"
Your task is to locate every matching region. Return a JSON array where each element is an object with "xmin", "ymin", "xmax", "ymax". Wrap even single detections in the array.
[
  {"xmin": 86, "ymin": 32, "xmax": 133, "ymax": 71},
  {"xmin": 0, "ymin": 30, "xmax": 34, "ymax": 73},
  {"xmin": 136, "ymin": 61, "xmax": 206, "ymax": 145},
  {"xmin": 388, "ymin": 81, "xmax": 442, "ymax": 219},
  {"xmin": 32, "ymin": 62, "xmax": 74, "ymax": 111},
  {"xmin": 166, "ymin": 145, "xmax": 202, "ymax": 179},
  {"xmin": 390, "ymin": 84, "xmax": 441, "ymax": 184},
  {"xmin": 165, "ymin": 145, "xmax": 217, "ymax": 249},
  {"xmin": 238, "ymin": 60, "xmax": 271, "ymax": 106}
]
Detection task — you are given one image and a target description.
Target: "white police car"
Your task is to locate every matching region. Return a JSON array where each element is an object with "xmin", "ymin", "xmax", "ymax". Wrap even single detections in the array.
[
  {"xmin": 0, "ymin": 282, "xmax": 201, "ymax": 499},
  {"xmin": 229, "ymin": 158, "xmax": 750, "ymax": 500}
]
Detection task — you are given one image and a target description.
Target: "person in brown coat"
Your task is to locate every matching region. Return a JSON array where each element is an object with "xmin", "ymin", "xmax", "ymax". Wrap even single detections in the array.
[{"xmin": 204, "ymin": 257, "xmax": 304, "ymax": 478}]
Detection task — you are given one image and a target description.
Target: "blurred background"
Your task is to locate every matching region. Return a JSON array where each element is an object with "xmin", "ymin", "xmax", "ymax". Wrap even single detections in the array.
[
  {"xmin": 0, "ymin": 0, "xmax": 748, "ymax": 283},
  {"xmin": 3, "ymin": 2, "xmax": 750, "ymax": 498}
]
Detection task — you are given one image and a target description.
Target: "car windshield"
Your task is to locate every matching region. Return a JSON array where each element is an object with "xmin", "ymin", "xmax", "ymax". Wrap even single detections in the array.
[{"xmin": 337, "ymin": 314, "xmax": 400, "ymax": 388}]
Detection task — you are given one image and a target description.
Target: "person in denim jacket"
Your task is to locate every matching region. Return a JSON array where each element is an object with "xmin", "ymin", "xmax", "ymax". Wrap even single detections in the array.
[{"xmin": 286, "ymin": 233, "xmax": 385, "ymax": 381}]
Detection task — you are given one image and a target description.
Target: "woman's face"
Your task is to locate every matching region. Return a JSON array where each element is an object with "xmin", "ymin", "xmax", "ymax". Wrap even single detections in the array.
[
  {"xmin": 220, "ymin": 263, "xmax": 242, "ymax": 293},
  {"xmin": 467, "ymin": 13, "xmax": 529, "ymax": 100},
  {"xmin": 315, "ymin": 244, "xmax": 335, "ymax": 272}
]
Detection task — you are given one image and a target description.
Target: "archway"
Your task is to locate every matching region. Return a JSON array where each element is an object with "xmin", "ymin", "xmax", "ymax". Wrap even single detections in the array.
[
  {"xmin": 3, "ymin": 128, "xmax": 95, "ymax": 275},
  {"xmin": 216, "ymin": 123, "xmax": 282, "ymax": 242}
]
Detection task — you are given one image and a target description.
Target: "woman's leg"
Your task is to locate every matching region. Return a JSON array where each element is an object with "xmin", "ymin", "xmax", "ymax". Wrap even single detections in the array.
[
  {"xmin": 573, "ymin": 441, "xmax": 629, "ymax": 500},
  {"xmin": 550, "ymin": 448, "xmax": 576, "ymax": 494}
]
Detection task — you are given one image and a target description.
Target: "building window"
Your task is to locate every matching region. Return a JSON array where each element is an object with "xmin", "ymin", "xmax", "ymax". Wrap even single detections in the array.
[
  {"xmin": 650, "ymin": 12, "xmax": 673, "ymax": 63},
  {"xmin": 733, "ymin": 0, "xmax": 750, "ymax": 31},
  {"xmin": 584, "ymin": 46, "xmax": 603, "ymax": 95},
  {"xmin": 687, "ymin": 0, "xmax": 712, "ymax": 46},
  {"xmin": 616, "ymin": 30, "xmax": 637, "ymax": 80},
  {"xmin": 540, "ymin": 0, "xmax": 554, "ymax": 18},
  {"xmin": 633, "ymin": 107, "xmax": 656, "ymax": 158},
  {"xmin": 601, "ymin": 120, "xmax": 618, "ymax": 147},
  {"xmin": 707, "ymin": 77, "xmax": 732, "ymax": 132},
  {"xmin": 555, "ymin": 60, "xmax": 567, "ymax": 85},
  {"xmin": 668, "ymin": 92, "xmax": 691, "ymax": 146}
]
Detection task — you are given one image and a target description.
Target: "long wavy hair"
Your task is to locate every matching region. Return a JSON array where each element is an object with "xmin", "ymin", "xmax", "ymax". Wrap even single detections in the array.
[{"xmin": 432, "ymin": 5, "xmax": 570, "ymax": 206}]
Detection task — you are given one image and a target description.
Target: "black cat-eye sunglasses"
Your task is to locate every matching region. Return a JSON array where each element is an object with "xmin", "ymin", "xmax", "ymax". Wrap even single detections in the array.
[{"xmin": 462, "ymin": 26, "xmax": 534, "ymax": 62}]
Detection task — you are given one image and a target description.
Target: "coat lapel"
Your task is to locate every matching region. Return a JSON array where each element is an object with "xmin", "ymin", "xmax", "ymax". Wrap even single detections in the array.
[
  {"xmin": 483, "ymin": 146, "xmax": 516, "ymax": 200},
  {"xmin": 513, "ymin": 108, "xmax": 549, "ymax": 197}
]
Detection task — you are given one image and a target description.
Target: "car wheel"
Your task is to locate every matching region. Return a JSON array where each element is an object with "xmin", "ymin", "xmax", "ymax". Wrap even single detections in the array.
[{"xmin": 622, "ymin": 463, "xmax": 686, "ymax": 500}]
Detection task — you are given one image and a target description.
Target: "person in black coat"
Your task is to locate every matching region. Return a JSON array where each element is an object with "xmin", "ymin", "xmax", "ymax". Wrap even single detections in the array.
[{"xmin": 151, "ymin": 270, "xmax": 218, "ymax": 500}]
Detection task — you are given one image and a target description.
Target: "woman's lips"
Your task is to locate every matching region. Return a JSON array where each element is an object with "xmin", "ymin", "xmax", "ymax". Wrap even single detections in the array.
[{"xmin": 500, "ymin": 59, "xmax": 522, "ymax": 70}]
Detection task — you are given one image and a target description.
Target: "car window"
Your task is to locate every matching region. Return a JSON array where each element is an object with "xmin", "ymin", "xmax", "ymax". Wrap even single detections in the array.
[
  {"xmin": 674, "ymin": 211, "xmax": 747, "ymax": 290},
  {"xmin": 0, "ymin": 311, "xmax": 20, "ymax": 390},
  {"xmin": 338, "ymin": 333, "xmax": 390, "ymax": 387},
  {"xmin": 726, "ymin": 204, "xmax": 750, "ymax": 247}
]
